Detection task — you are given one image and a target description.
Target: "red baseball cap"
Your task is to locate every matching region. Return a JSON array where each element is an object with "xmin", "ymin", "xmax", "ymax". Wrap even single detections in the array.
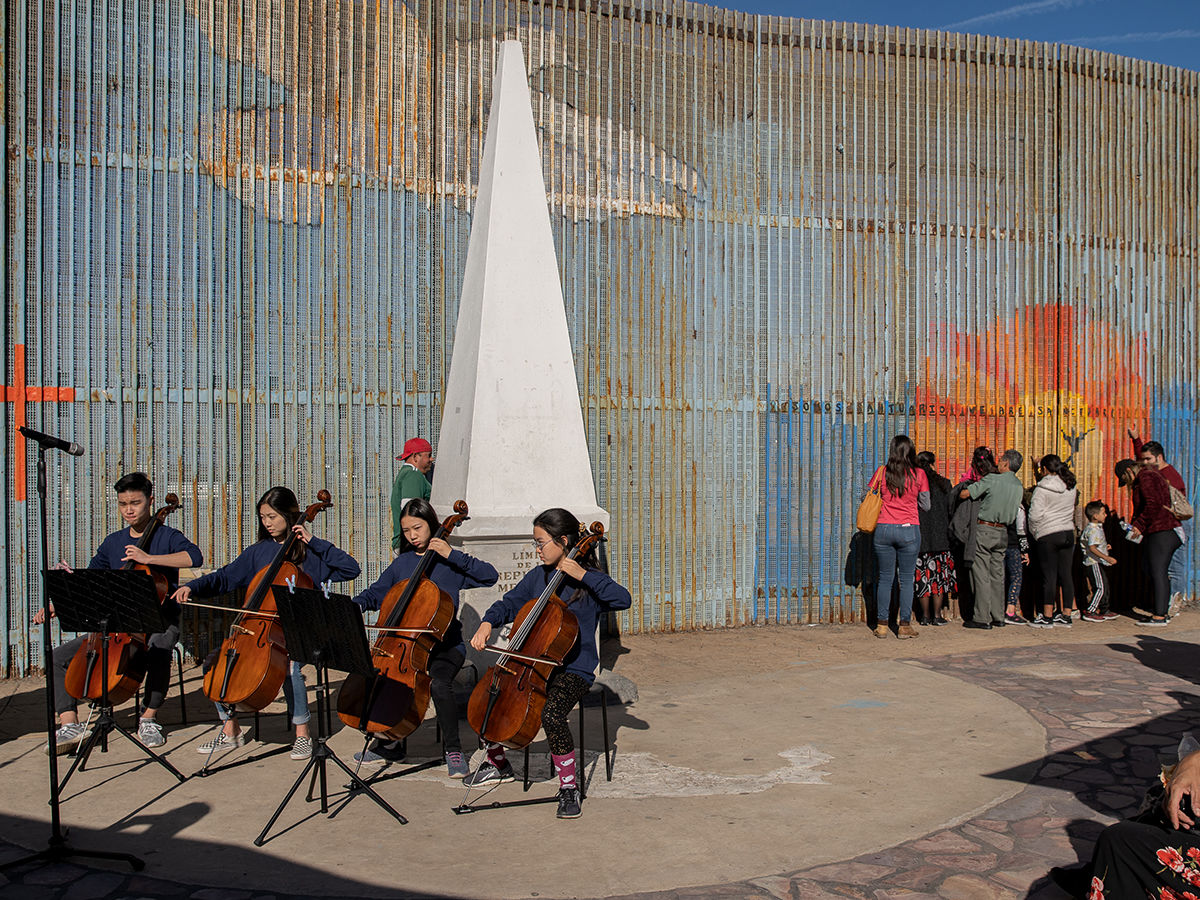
[{"xmin": 396, "ymin": 437, "xmax": 432, "ymax": 461}]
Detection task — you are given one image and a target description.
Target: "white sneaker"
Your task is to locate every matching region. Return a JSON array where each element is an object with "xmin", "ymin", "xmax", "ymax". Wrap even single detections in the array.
[
  {"xmin": 137, "ymin": 718, "xmax": 166, "ymax": 748},
  {"xmin": 46, "ymin": 722, "xmax": 91, "ymax": 756},
  {"xmin": 1169, "ymin": 592, "xmax": 1184, "ymax": 617}
]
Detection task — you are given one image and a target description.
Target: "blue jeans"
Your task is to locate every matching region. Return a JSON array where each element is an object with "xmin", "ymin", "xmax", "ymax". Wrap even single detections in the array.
[
  {"xmin": 215, "ymin": 660, "xmax": 310, "ymax": 725},
  {"xmin": 873, "ymin": 523, "xmax": 921, "ymax": 624},
  {"xmin": 1168, "ymin": 520, "xmax": 1191, "ymax": 599}
]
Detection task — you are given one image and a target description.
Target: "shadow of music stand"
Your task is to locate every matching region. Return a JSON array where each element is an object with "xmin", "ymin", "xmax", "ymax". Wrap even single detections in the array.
[
  {"xmin": 253, "ymin": 585, "xmax": 407, "ymax": 846},
  {"xmin": 45, "ymin": 569, "xmax": 186, "ymax": 795}
]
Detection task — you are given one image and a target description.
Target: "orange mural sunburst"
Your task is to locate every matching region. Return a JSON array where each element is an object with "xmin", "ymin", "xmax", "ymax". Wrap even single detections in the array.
[{"xmin": 913, "ymin": 303, "xmax": 1149, "ymax": 508}]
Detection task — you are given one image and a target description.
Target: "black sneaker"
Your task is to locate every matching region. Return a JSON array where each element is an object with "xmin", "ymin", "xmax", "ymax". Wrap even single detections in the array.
[
  {"xmin": 463, "ymin": 759, "xmax": 516, "ymax": 787},
  {"xmin": 371, "ymin": 739, "xmax": 407, "ymax": 762},
  {"xmin": 555, "ymin": 787, "xmax": 582, "ymax": 819}
]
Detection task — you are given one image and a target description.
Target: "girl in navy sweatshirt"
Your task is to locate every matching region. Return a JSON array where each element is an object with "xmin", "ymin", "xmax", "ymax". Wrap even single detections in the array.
[
  {"xmin": 467, "ymin": 507, "xmax": 631, "ymax": 819},
  {"xmin": 174, "ymin": 486, "xmax": 359, "ymax": 759},
  {"xmin": 351, "ymin": 498, "xmax": 498, "ymax": 777}
]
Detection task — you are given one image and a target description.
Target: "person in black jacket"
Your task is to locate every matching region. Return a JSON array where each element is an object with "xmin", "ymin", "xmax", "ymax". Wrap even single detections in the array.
[{"xmin": 914, "ymin": 452, "xmax": 957, "ymax": 626}]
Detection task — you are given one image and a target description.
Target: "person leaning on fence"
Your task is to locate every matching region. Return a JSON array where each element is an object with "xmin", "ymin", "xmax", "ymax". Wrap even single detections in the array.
[
  {"xmin": 868, "ymin": 435, "xmax": 930, "ymax": 640},
  {"xmin": 959, "ymin": 450, "xmax": 1024, "ymax": 630},
  {"xmin": 1115, "ymin": 458, "xmax": 1181, "ymax": 627},
  {"xmin": 1028, "ymin": 454, "xmax": 1082, "ymax": 627},
  {"xmin": 913, "ymin": 451, "xmax": 956, "ymax": 627},
  {"xmin": 1132, "ymin": 432, "xmax": 1190, "ymax": 615},
  {"xmin": 948, "ymin": 446, "xmax": 1000, "ymax": 620}
]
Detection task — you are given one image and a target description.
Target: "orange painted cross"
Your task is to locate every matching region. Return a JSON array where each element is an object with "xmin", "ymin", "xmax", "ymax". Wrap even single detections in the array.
[{"xmin": 2, "ymin": 344, "xmax": 77, "ymax": 502}]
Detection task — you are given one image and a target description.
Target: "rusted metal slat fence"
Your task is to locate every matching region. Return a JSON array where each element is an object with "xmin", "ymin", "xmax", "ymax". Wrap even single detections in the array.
[{"xmin": 3, "ymin": 0, "xmax": 1197, "ymax": 674}]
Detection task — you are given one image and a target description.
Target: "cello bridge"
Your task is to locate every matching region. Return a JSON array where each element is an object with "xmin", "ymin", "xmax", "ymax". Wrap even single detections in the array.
[{"xmin": 232, "ymin": 624, "xmax": 254, "ymax": 636}]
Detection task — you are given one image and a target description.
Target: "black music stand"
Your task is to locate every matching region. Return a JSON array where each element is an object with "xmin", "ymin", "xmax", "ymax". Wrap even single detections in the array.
[
  {"xmin": 45, "ymin": 569, "xmax": 186, "ymax": 792},
  {"xmin": 253, "ymin": 586, "xmax": 407, "ymax": 846},
  {"xmin": 0, "ymin": 442, "xmax": 143, "ymax": 874}
]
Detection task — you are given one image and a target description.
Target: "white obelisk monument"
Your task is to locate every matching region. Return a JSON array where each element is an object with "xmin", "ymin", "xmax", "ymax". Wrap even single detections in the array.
[{"xmin": 432, "ymin": 41, "xmax": 608, "ymax": 661}]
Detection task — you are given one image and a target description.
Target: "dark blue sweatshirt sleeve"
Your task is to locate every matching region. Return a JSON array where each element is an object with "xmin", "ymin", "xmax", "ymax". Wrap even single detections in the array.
[
  {"xmin": 306, "ymin": 536, "xmax": 361, "ymax": 583},
  {"xmin": 162, "ymin": 527, "xmax": 204, "ymax": 567},
  {"xmin": 186, "ymin": 546, "xmax": 261, "ymax": 597},
  {"xmin": 580, "ymin": 569, "xmax": 632, "ymax": 611},
  {"xmin": 446, "ymin": 549, "xmax": 499, "ymax": 589},
  {"xmin": 351, "ymin": 557, "xmax": 407, "ymax": 612}
]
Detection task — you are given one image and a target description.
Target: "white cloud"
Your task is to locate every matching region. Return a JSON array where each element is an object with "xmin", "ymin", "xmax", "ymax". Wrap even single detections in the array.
[
  {"xmin": 1062, "ymin": 29, "xmax": 1200, "ymax": 45},
  {"xmin": 943, "ymin": 0, "xmax": 1096, "ymax": 31}
]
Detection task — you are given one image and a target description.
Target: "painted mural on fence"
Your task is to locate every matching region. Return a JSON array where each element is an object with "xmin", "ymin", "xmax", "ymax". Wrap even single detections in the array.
[
  {"xmin": 754, "ymin": 301, "xmax": 1197, "ymax": 624},
  {"xmin": 915, "ymin": 302, "xmax": 1152, "ymax": 503}
]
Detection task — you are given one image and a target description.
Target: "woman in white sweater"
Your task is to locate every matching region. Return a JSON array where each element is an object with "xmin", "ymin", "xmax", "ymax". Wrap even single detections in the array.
[{"xmin": 1027, "ymin": 454, "xmax": 1080, "ymax": 627}]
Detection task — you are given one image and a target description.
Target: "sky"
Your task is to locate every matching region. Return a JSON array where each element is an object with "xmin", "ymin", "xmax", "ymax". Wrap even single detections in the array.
[{"xmin": 720, "ymin": 0, "xmax": 1200, "ymax": 72}]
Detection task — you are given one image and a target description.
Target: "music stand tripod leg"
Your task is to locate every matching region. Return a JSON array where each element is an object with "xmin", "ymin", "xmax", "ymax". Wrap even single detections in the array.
[
  {"xmin": 324, "ymin": 749, "xmax": 408, "ymax": 825},
  {"xmin": 104, "ymin": 716, "xmax": 187, "ymax": 782},
  {"xmin": 253, "ymin": 754, "xmax": 322, "ymax": 847},
  {"xmin": 61, "ymin": 647, "xmax": 186, "ymax": 789}
]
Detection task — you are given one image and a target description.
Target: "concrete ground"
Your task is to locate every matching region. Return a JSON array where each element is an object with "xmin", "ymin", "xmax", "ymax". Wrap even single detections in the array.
[{"xmin": 0, "ymin": 613, "xmax": 1196, "ymax": 899}]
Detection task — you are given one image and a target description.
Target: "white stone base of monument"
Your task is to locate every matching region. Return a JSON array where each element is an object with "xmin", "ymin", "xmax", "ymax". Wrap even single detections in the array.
[{"xmin": 452, "ymin": 535, "xmax": 543, "ymax": 676}]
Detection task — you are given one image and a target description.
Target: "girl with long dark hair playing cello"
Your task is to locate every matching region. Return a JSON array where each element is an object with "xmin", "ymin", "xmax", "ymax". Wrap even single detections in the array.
[
  {"xmin": 467, "ymin": 507, "xmax": 631, "ymax": 818},
  {"xmin": 173, "ymin": 486, "xmax": 360, "ymax": 759},
  {"xmin": 349, "ymin": 498, "xmax": 498, "ymax": 776}
]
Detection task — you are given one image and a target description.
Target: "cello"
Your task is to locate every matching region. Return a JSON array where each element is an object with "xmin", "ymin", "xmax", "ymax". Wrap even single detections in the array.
[
  {"xmin": 466, "ymin": 522, "xmax": 605, "ymax": 750},
  {"xmin": 63, "ymin": 493, "xmax": 182, "ymax": 706},
  {"xmin": 202, "ymin": 490, "xmax": 333, "ymax": 712},
  {"xmin": 336, "ymin": 500, "xmax": 470, "ymax": 739}
]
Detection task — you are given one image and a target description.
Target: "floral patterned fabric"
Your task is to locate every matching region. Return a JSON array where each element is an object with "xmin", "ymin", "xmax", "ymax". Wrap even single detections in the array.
[
  {"xmin": 1089, "ymin": 814, "xmax": 1200, "ymax": 898},
  {"xmin": 914, "ymin": 549, "xmax": 957, "ymax": 599}
]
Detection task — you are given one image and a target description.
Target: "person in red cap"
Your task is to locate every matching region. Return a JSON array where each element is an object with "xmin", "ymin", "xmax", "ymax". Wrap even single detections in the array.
[{"xmin": 391, "ymin": 438, "xmax": 433, "ymax": 553}]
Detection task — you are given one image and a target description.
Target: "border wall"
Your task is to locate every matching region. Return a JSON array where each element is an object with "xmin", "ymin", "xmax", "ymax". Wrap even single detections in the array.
[{"xmin": 3, "ymin": 0, "xmax": 1198, "ymax": 673}]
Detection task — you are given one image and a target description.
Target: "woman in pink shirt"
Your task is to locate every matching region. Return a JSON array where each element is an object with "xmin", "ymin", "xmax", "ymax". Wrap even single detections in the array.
[{"xmin": 869, "ymin": 435, "xmax": 931, "ymax": 638}]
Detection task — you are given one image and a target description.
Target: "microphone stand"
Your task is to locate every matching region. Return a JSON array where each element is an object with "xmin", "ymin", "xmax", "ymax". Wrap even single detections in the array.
[{"xmin": 1, "ymin": 446, "xmax": 142, "ymax": 872}]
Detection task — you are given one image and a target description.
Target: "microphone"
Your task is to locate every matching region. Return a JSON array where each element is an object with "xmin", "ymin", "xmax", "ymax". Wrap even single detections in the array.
[{"xmin": 19, "ymin": 426, "xmax": 84, "ymax": 457}]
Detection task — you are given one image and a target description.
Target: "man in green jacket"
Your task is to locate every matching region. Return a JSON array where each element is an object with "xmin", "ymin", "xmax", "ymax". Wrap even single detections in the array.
[
  {"xmin": 391, "ymin": 437, "xmax": 433, "ymax": 552},
  {"xmin": 960, "ymin": 450, "xmax": 1025, "ymax": 629}
]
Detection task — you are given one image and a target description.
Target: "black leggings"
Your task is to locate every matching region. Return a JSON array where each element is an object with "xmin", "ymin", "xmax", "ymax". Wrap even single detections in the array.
[
  {"xmin": 427, "ymin": 645, "xmax": 464, "ymax": 752},
  {"xmin": 541, "ymin": 671, "xmax": 591, "ymax": 756},
  {"xmin": 1035, "ymin": 530, "xmax": 1075, "ymax": 612},
  {"xmin": 1143, "ymin": 528, "xmax": 1183, "ymax": 617}
]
